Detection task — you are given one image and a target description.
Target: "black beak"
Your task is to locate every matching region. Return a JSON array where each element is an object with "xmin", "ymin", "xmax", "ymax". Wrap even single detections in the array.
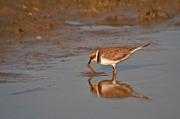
[{"xmin": 88, "ymin": 57, "xmax": 92, "ymax": 64}]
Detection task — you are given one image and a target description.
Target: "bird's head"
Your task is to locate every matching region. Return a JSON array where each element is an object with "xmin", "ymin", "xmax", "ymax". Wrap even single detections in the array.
[{"xmin": 88, "ymin": 52, "xmax": 96, "ymax": 64}]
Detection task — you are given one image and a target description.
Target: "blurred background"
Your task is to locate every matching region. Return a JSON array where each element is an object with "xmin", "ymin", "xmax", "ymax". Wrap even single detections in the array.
[{"xmin": 0, "ymin": 0, "xmax": 180, "ymax": 42}]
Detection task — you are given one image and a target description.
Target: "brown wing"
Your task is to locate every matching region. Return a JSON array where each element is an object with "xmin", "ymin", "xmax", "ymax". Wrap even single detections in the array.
[{"xmin": 100, "ymin": 47, "xmax": 136, "ymax": 60}]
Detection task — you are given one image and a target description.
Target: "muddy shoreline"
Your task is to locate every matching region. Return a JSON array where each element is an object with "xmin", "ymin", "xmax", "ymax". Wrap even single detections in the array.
[{"xmin": 1, "ymin": 0, "xmax": 180, "ymax": 41}]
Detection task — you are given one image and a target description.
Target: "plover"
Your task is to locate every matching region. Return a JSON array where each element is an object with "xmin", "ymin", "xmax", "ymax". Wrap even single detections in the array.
[{"xmin": 88, "ymin": 43, "xmax": 150, "ymax": 74}]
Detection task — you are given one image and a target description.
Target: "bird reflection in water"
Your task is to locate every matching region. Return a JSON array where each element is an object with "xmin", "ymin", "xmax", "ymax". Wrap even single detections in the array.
[{"xmin": 87, "ymin": 72, "xmax": 151, "ymax": 100}]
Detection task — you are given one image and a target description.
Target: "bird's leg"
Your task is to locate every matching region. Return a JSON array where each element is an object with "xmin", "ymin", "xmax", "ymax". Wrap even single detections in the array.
[
  {"xmin": 112, "ymin": 66, "xmax": 117, "ymax": 75},
  {"xmin": 112, "ymin": 66, "xmax": 114, "ymax": 74},
  {"xmin": 112, "ymin": 66, "xmax": 118, "ymax": 84}
]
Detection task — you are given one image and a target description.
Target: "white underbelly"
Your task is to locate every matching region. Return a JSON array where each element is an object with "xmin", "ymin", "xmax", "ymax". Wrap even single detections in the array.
[{"xmin": 100, "ymin": 58, "xmax": 119, "ymax": 66}]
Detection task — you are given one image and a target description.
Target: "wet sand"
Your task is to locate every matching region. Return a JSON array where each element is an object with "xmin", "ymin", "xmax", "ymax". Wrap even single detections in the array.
[{"xmin": 0, "ymin": 20, "xmax": 180, "ymax": 119}]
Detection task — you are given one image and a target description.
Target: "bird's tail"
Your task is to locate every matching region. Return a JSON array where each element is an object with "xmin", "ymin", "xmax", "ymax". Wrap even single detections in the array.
[
  {"xmin": 141, "ymin": 43, "xmax": 151, "ymax": 48},
  {"xmin": 132, "ymin": 91, "xmax": 152, "ymax": 100},
  {"xmin": 130, "ymin": 43, "xmax": 151, "ymax": 54}
]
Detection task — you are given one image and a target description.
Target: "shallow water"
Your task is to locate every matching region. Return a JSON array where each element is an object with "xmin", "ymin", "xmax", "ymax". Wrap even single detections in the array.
[{"xmin": 0, "ymin": 24, "xmax": 180, "ymax": 119}]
